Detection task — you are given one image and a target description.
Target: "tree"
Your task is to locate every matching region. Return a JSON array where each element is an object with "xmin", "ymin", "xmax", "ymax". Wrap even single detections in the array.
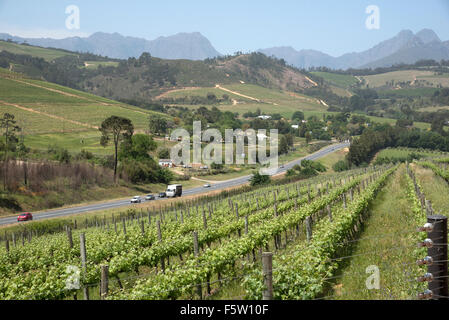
[
  {"xmin": 1, "ymin": 113, "xmax": 20, "ymax": 191},
  {"xmin": 279, "ymin": 135, "xmax": 289, "ymax": 155},
  {"xmin": 149, "ymin": 115, "xmax": 168, "ymax": 136},
  {"xmin": 157, "ymin": 148, "xmax": 170, "ymax": 159},
  {"xmin": 100, "ymin": 116, "xmax": 134, "ymax": 183},
  {"xmin": 120, "ymin": 134, "xmax": 157, "ymax": 161},
  {"xmin": 305, "ymin": 132, "xmax": 312, "ymax": 144},
  {"xmin": 292, "ymin": 111, "xmax": 304, "ymax": 121},
  {"xmin": 250, "ymin": 172, "xmax": 271, "ymax": 186}
]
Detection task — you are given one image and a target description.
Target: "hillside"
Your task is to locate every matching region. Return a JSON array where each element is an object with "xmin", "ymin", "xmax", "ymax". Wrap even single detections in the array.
[
  {"xmin": 0, "ymin": 68, "xmax": 170, "ymax": 154},
  {"xmin": 158, "ymin": 83, "xmax": 327, "ymax": 119},
  {"xmin": 0, "ymin": 42, "xmax": 320, "ymax": 103}
]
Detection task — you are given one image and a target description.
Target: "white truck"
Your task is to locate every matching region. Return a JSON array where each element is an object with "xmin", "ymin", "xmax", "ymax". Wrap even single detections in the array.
[{"xmin": 166, "ymin": 184, "xmax": 182, "ymax": 198}]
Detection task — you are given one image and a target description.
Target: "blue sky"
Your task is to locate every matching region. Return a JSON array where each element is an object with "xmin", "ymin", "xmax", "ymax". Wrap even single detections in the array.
[{"xmin": 0, "ymin": 0, "xmax": 448, "ymax": 57}]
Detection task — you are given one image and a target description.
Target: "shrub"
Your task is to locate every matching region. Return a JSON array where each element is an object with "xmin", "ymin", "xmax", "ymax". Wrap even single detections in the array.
[{"xmin": 333, "ymin": 160, "xmax": 350, "ymax": 172}]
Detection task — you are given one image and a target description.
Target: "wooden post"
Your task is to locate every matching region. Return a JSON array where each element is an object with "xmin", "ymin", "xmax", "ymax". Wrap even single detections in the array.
[
  {"xmin": 5, "ymin": 239, "xmax": 9, "ymax": 253},
  {"xmin": 140, "ymin": 220, "xmax": 145, "ymax": 235},
  {"xmin": 235, "ymin": 203, "xmax": 239, "ymax": 219},
  {"xmin": 12, "ymin": 233, "xmax": 15, "ymax": 247},
  {"xmin": 327, "ymin": 205, "xmax": 333, "ymax": 222},
  {"xmin": 262, "ymin": 252, "xmax": 273, "ymax": 300},
  {"xmin": 193, "ymin": 231, "xmax": 202, "ymax": 299},
  {"xmin": 343, "ymin": 193, "xmax": 347, "ymax": 209},
  {"xmin": 305, "ymin": 217, "xmax": 312, "ymax": 242},
  {"xmin": 100, "ymin": 265, "xmax": 109, "ymax": 300},
  {"xmin": 66, "ymin": 226, "xmax": 73, "ymax": 249},
  {"xmin": 79, "ymin": 233, "xmax": 89, "ymax": 300},
  {"xmin": 157, "ymin": 221, "xmax": 165, "ymax": 272}
]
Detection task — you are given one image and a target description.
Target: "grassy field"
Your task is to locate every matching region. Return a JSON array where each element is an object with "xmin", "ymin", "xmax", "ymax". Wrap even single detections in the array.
[
  {"xmin": 311, "ymin": 71, "xmax": 358, "ymax": 88},
  {"xmin": 377, "ymin": 87, "xmax": 439, "ymax": 98},
  {"xmin": 374, "ymin": 148, "xmax": 443, "ymax": 162},
  {"xmin": 361, "ymin": 70, "xmax": 449, "ymax": 88},
  {"xmin": 412, "ymin": 164, "xmax": 449, "ymax": 215},
  {"xmin": 317, "ymin": 147, "xmax": 349, "ymax": 173},
  {"xmin": 363, "ymin": 114, "xmax": 431, "ymax": 130},
  {"xmin": 160, "ymin": 83, "xmax": 327, "ymax": 119},
  {"xmin": 160, "ymin": 87, "xmax": 253, "ymax": 102},
  {"xmin": 0, "ymin": 40, "xmax": 75, "ymax": 61},
  {"xmin": 330, "ymin": 165, "xmax": 426, "ymax": 299}
]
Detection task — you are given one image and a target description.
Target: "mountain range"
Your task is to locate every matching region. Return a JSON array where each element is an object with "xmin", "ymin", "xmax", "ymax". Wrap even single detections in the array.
[
  {"xmin": 0, "ymin": 31, "xmax": 222, "ymax": 61},
  {"xmin": 259, "ymin": 29, "xmax": 449, "ymax": 70},
  {"xmin": 1, "ymin": 28, "xmax": 448, "ymax": 69}
]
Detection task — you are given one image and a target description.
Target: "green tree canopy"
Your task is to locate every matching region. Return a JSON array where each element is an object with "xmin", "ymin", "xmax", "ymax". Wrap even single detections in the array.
[{"xmin": 100, "ymin": 116, "xmax": 134, "ymax": 182}]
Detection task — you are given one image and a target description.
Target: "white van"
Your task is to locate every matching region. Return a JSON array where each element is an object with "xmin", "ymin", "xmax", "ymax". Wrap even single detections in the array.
[{"xmin": 166, "ymin": 185, "xmax": 182, "ymax": 198}]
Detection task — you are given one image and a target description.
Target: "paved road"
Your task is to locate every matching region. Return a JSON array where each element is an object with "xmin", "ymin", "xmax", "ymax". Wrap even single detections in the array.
[{"xmin": 0, "ymin": 142, "xmax": 350, "ymax": 226}]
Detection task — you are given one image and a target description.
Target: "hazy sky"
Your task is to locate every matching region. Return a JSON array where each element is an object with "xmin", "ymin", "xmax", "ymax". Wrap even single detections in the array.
[{"xmin": 1, "ymin": 0, "xmax": 448, "ymax": 57}]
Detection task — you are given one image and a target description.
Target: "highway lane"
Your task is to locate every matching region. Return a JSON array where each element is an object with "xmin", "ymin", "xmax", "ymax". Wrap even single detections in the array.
[{"xmin": 0, "ymin": 142, "xmax": 349, "ymax": 226}]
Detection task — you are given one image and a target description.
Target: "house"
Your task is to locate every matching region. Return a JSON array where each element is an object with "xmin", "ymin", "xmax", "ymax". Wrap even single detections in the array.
[
  {"xmin": 258, "ymin": 115, "xmax": 272, "ymax": 120},
  {"xmin": 291, "ymin": 125, "xmax": 299, "ymax": 129},
  {"xmin": 159, "ymin": 159, "xmax": 174, "ymax": 168}
]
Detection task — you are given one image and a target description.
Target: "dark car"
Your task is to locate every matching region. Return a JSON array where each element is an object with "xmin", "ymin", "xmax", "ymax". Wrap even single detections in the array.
[
  {"xmin": 17, "ymin": 212, "xmax": 33, "ymax": 222},
  {"xmin": 145, "ymin": 194, "xmax": 155, "ymax": 201},
  {"xmin": 158, "ymin": 192, "xmax": 167, "ymax": 198}
]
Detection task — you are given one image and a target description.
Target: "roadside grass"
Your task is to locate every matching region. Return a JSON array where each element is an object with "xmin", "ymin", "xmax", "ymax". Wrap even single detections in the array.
[
  {"xmin": 317, "ymin": 148, "xmax": 349, "ymax": 173},
  {"xmin": 411, "ymin": 164, "xmax": 449, "ymax": 216},
  {"xmin": 329, "ymin": 166, "xmax": 425, "ymax": 300},
  {"xmin": 0, "ymin": 177, "xmax": 206, "ymax": 218}
]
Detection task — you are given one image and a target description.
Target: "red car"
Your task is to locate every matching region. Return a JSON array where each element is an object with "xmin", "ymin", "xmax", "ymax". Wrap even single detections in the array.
[{"xmin": 17, "ymin": 212, "xmax": 33, "ymax": 222}]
